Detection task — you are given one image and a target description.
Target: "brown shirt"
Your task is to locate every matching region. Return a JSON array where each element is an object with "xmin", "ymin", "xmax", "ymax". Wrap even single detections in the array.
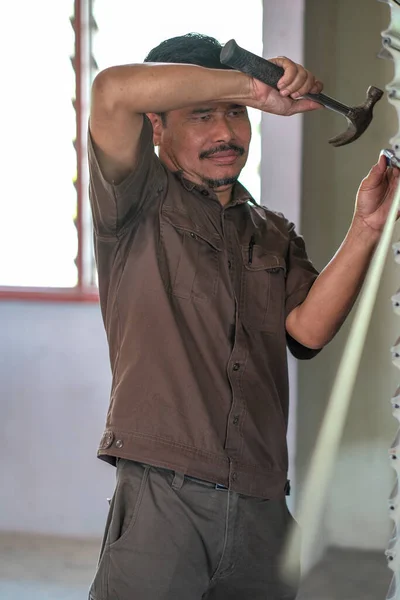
[{"xmin": 88, "ymin": 116, "xmax": 320, "ymax": 499}]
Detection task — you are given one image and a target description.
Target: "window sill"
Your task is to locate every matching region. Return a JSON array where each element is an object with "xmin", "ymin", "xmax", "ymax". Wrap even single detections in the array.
[{"xmin": 0, "ymin": 287, "xmax": 99, "ymax": 303}]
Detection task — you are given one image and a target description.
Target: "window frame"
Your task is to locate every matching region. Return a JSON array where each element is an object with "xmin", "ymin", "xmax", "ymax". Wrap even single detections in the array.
[{"xmin": 0, "ymin": 0, "xmax": 98, "ymax": 303}]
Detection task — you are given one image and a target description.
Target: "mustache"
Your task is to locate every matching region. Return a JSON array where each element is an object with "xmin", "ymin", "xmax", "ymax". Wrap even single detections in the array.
[{"xmin": 199, "ymin": 143, "xmax": 245, "ymax": 160}]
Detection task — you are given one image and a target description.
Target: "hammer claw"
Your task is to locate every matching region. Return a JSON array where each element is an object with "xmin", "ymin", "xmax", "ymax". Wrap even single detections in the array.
[
  {"xmin": 328, "ymin": 121, "xmax": 358, "ymax": 147},
  {"xmin": 308, "ymin": 86, "xmax": 384, "ymax": 147}
]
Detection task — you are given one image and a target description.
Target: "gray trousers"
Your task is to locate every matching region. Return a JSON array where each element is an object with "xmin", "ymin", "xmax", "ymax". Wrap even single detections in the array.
[{"xmin": 89, "ymin": 459, "xmax": 300, "ymax": 600}]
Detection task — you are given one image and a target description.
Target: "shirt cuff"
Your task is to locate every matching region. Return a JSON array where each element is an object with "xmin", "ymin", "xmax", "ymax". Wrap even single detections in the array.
[{"xmin": 285, "ymin": 278, "xmax": 322, "ymax": 360}]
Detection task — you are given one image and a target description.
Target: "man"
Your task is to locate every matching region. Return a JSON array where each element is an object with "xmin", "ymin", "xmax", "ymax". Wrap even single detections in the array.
[{"xmin": 87, "ymin": 33, "xmax": 398, "ymax": 600}]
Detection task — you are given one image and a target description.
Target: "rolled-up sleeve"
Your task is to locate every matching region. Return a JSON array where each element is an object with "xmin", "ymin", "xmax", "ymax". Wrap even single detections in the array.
[
  {"xmin": 88, "ymin": 115, "xmax": 166, "ymax": 238},
  {"xmin": 285, "ymin": 221, "xmax": 321, "ymax": 360}
]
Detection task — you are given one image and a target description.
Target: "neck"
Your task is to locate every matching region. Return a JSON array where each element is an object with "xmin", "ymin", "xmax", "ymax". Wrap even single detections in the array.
[
  {"xmin": 215, "ymin": 187, "xmax": 234, "ymax": 206},
  {"xmin": 159, "ymin": 153, "xmax": 237, "ymax": 205}
]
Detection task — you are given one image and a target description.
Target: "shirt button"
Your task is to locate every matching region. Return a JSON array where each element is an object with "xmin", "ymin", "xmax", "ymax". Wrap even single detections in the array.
[
  {"xmin": 100, "ymin": 430, "xmax": 114, "ymax": 449},
  {"xmin": 190, "ymin": 232, "xmax": 196, "ymax": 239},
  {"xmin": 115, "ymin": 439, "xmax": 124, "ymax": 449},
  {"xmin": 233, "ymin": 415, "xmax": 239, "ymax": 425},
  {"xmin": 233, "ymin": 363, "xmax": 240, "ymax": 371}
]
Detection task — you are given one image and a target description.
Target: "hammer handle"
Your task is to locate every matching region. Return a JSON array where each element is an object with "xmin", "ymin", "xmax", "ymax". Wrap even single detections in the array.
[
  {"xmin": 220, "ymin": 39, "xmax": 351, "ymax": 117},
  {"xmin": 220, "ymin": 39, "xmax": 284, "ymax": 89}
]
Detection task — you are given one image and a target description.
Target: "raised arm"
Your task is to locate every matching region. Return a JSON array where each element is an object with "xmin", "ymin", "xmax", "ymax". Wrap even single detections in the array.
[
  {"xmin": 286, "ymin": 155, "xmax": 400, "ymax": 350},
  {"xmin": 89, "ymin": 59, "xmax": 322, "ymax": 184},
  {"xmin": 90, "ymin": 64, "xmax": 250, "ymax": 183}
]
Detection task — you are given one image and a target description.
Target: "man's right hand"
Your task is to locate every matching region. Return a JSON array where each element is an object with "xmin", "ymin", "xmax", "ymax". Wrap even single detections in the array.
[{"xmin": 249, "ymin": 56, "xmax": 324, "ymax": 116}]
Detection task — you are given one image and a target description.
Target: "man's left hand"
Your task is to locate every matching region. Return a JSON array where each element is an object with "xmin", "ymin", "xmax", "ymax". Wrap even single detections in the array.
[{"xmin": 354, "ymin": 153, "xmax": 400, "ymax": 234}]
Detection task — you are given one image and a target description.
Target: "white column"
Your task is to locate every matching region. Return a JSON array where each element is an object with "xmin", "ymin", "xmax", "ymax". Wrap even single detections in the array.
[{"xmin": 261, "ymin": 0, "xmax": 305, "ymax": 510}]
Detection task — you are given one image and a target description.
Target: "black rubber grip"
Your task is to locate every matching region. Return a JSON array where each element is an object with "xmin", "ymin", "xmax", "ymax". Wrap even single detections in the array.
[{"xmin": 220, "ymin": 39, "xmax": 284, "ymax": 89}]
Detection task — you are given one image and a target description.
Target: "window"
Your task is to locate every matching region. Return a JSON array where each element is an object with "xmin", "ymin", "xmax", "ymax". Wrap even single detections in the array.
[
  {"xmin": 1, "ymin": 0, "xmax": 98, "ymax": 300},
  {"xmin": 1, "ymin": 0, "xmax": 262, "ymax": 301}
]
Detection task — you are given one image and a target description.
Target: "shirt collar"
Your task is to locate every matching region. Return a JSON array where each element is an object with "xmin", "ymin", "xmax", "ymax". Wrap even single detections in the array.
[{"xmin": 173, "ymin": 171, "xmax": 255, "ymax": 208}]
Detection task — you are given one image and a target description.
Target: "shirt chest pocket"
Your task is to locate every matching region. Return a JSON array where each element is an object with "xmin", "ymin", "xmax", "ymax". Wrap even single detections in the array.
[
  {"xmin": 240, "ymin": 244, "xmax": 286, "ymax": 333},
  {"xmin": 160, "ymin": 210, "xmax": 222, "ymax": 301}
]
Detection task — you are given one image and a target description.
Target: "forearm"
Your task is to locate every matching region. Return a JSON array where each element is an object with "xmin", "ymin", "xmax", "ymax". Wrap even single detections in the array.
[
  {"xmin": 93, "ymin": 63, "xmax": 252, "ymax": 114},
  {"xmin": 286, "ymin": 221, "xmax": 380, "ymax": 349}
]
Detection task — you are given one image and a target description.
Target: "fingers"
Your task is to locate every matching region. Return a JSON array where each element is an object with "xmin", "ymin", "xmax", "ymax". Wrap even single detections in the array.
[
  {"xmin": 360, "ymin": 161, "xmax": 386, "ymax": 191},
  {"xmin": 290, "ymin": 71, "xmax": 320, "ymax": 99},
  {"xmin": 378, "ymin": 152, "xmax": 387, "ymax": 171},
  {"xmin": 391, "ymin": 165, "xmax": 400, "ymax": 179},
  {"xmin": 384, "ymin": 167, "xmax": 399, "ymax": 205},
  {"xmin": 376, "ymin": 153, "xmax": 399, "ymax": 182},
  {"xmin": 378, "ymin": 150, "xmax": 400, "ymax": 173},
  {"xmin": 370, "ymin": 153, "xmax": 388, "ymax": 178},
  {"xmin": 360, "ymin": 155, "xmax": 399, "ymax": 192},
  {"xmin": 388, "ymin": 165, "xmax": 400, "ymax": 187},
  {"xmin": 271, "ymin": 56, "xmax": 323, "ymax": 98},
  {"xmin": 286, "ymin": 98, "xmax": 323, "ymax": 115}
]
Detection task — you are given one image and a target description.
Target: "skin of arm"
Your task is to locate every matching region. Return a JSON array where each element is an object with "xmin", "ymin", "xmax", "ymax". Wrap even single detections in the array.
[
  {"xmin": 89, "ymin": 61, "xmax": 322, "ymax": 183},
  {"xmin": 286, "ymin": 156, "xmax": 400, "ymax": 350},
  {"xmin": 90, "ymin": 65, "xmax": 250, "ymax": 182}
]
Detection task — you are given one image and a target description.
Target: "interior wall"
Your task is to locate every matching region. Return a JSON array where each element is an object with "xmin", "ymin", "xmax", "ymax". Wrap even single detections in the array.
[
  {"xmin": 298, "ymin": 0, "xmax": 399, "ymax": 561},
  {"xmin": 0, "ymin": 302, "xmax": 113, "ymax": 538}
]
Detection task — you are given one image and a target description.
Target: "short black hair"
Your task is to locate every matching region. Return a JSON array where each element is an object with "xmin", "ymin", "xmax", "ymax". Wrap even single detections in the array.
[
  {"xmin": 144, "ymin": 32, "xmax": 231, "ymax": 70},
  {"xmin": 145, "ymin": 33, "xmax": 231, "ymax": 126}
]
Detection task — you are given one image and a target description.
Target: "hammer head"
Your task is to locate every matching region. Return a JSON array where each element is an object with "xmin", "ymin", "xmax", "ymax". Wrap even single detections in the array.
[{"xmin": 329, "ymin": 86, "xmax": 384, "ymax": 147}]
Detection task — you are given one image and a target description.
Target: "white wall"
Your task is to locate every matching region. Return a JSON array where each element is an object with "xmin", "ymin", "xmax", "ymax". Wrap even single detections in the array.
[{"xmin": 0, "ymin": 302, "xmax": 113, "ymax": 538}]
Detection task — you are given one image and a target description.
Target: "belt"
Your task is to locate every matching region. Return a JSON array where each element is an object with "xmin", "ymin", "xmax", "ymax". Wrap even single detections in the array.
[{"xmin": 184, "ymin": 474, "xmax": 228, "ymax": 490}]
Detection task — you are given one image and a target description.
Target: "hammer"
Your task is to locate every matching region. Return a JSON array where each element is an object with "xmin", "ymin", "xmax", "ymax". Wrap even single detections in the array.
[{"xmin": 220, "ymin": 39, "xmax": 383, "ymax": 147}]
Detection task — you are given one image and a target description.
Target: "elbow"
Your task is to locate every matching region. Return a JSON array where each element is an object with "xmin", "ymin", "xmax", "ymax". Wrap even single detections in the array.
[
  {"xmin": 91, "ymin": 65, "xmax": 141, "ymax": 113},
  {"xmin": 91, "ymin": 65, "xmax": 143, "ymax": 115},
  {"xmin": 287, "ymin": 318, "xmax": 332, "ymax": 349},
  {"xmin": 91, "ymin": 68, "xmax": 118, "ymax": 113},
  {"xmin": 285, "ymin": 308, "xmax": 331, "ymax": 350},
  {"xmin": 302, "ymin": 338, "xmax": 327, "ymax": 351},
  {"xmin": 290, "ymin": 332, "xmax": 327, "ymax": 351}
]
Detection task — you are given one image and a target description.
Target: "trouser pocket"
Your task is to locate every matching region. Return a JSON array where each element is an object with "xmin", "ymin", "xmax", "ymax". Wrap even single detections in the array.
[
  {"xmin": 107, "ymin": 459, "xmax": 150, "ymax": 550},
  {"xmin": 88, "ymin": 460, "xmax": 150, "ymax": 599}
]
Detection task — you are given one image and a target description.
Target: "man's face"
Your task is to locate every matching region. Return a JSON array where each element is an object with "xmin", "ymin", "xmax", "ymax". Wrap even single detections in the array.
[{"xmin": 149, "ymin": 102, "xmax": 251, "ymax": 192}]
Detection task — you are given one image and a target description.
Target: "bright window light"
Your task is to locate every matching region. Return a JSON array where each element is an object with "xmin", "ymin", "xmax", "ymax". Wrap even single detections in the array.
[{"xmin": 1, "ymin": 1, "xmax": 78, "ymax": 288}]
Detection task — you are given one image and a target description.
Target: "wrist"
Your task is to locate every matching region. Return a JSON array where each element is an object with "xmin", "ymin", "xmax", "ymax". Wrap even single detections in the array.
[
  {"xmin": 231, "ymin": 70, "xmax": 255, "ymax": 104},
  {"xmin": 348, "ymin": 215, "xmax": 381, "ymax": 247}
]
